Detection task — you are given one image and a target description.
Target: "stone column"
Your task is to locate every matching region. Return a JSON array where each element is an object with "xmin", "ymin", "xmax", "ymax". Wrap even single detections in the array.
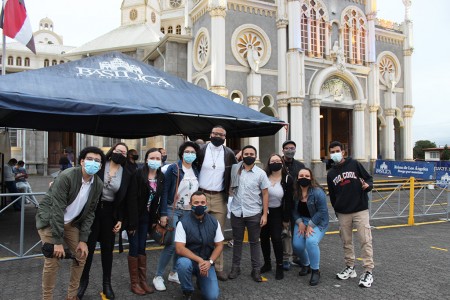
[
  {"xmin": 277, "ymin": 99, "xmax": 289, "ymax": 150},
  {"xmin": 277, "ymin": 18, "xmax": 288, "ymax": 148},
  {"xmin": 311, "ymin": 98, "xmax": 321, "ymax": 162},
  {"xmin": 290, "ymin": 98, "xmax": 304, "ymax": 161},
  {"xmin": 369, "ymin": 105, "xmax": 379, "ymax": 161},
  {"xmin": 209, "ymin": 6, "xmax": 227, "ymax": 97},
  {"xmin": 353, "ymin": 102, "xmax": 366, "ymax": 160},
  {"xmin": 247, "ymin": 96, "xmax": 261, "ymax": 160},
  {"xmin": 325, "ymin": 22, "xmax": 331, "ymax": 59},
  {"xmin": 384, "ymin": 108, "xmax": 395, "ymax": 160},
  {"xmin": 403, "ymin": 106, "xmax": 415, "ymax": 160}
]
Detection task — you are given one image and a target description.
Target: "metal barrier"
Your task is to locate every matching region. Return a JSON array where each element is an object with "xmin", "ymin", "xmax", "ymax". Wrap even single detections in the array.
[{"xmin": 327, "ymin": 178, "xmax": 450, "ymax": 223}]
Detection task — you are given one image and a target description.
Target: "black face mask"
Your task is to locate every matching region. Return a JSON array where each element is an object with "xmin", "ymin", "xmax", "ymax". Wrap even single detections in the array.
[
  {"xmin": 210, "ymin": 137, "xmax": 225, "ymax": 147},
  {"xmin": 268, "ymin": 162, "xmax": 283, "ymax": 172},
  {"xmin": 111, "ymin": 152, "xmax": 126, "ymax": 165},
  {"xmin": 162, "ymin": 155, "xmax": 167, "ymax": 163},
  {"xmin": 298, "ymin": 178, "xmax": 311, "ymax": 187},
  {"xmin": 243, "ymin": 156, "xmax": 256, "ymax": 166},
  {"xmin": 131, "ymin": 155, "xmax": 139, "ymax": 161}
]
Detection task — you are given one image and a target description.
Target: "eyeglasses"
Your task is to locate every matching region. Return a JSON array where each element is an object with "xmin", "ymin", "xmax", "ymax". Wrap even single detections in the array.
[
  {"xmin": 283, "ymin": 147, "xmax": 296, "ymax": 151},
  {"xmin": 211, "ymin": 132, "xmax": 226, "ymax": 138},
  {"xmin": 184, "ymin": 151, "xmax": 196, "ymax": 154},
  {"xmin": 85, "ymin": 157, "xmax": 101, "ymax": 163}
]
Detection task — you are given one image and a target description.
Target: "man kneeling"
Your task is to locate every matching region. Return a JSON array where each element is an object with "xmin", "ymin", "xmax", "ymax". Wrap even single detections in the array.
[{"xmin": 175, "ymin": 191, "xmax": 224, "ymax": 300}]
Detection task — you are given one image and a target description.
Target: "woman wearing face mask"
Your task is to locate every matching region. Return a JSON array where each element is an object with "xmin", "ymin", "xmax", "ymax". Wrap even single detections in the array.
[
  {"xmin": 259, "ymin": 154, "xmax": 294, "ymax": 280},
  {"xmin": 124, "ymin": 148, "xmax": 165, "ymax": 295},
  {"xmin": 78, "ymin": 142, "xmax": 132, "ymax": 300},
  {"xmin": 292, "ymin": 168, "xmax": 329, "ymax": 286},
  {"xmin": 153, "ymin": 141, "xmax": 200, "ymax": 292}
]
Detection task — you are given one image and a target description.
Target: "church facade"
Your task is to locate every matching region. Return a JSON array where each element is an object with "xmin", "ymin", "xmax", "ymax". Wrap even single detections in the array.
[{"xmin": 2, "ymin": 0, "xmax": 414, "ymax": 176}]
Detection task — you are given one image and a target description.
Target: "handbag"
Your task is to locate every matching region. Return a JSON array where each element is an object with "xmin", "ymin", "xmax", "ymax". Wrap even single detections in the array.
[{"xmin": 150, "ymin": 163, "xmax": 180, "ymax": 246}]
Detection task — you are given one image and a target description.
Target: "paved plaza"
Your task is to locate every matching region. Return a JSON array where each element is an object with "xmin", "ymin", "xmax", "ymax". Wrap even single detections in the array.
[{"xmin": 1, "ymin": 175, "xmax": 449, "ymax": 299}]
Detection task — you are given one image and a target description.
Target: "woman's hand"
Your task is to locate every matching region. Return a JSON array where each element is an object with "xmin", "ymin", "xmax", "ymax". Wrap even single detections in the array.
[
  {"xmin": 305, "ymin": 225, "xmax": 315, "ymax": 237},
  {"xmin": 298, "ymin": 222, "xmax": 306, "ymax": 237},
  {"xmin": 112, "ymin": 221, "xmax": 122, "ymax": 233}
]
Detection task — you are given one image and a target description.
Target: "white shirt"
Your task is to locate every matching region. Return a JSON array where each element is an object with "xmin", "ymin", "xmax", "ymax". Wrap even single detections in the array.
[
  {"xmin": 176, "ymin": 166, "xmax": 199, "ymax": 210},
  {"xmin": 64, "ymin": 176, "xmax": 94, "ymax": 224},
  {"xmin": 175, "ymin": 219, "xmax": 224, "ymax": 243},
  {"xmin": 198, "ymin": 144, "xmax": 225, "ymax": 191}
]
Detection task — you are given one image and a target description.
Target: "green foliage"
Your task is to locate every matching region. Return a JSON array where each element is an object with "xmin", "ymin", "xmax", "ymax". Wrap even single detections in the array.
[
  {"xmin": 413, "ymin": 140, "xmax": 436, "ymax": 159},
  {"xmin": 441, "ymin": 145, "xmax": 450, "ymax": 161}
]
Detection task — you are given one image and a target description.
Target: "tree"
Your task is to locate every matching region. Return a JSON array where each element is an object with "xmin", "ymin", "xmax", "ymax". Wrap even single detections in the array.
[
  {"xmin": 441, "ymin": 144, "xmax": 450, "ymax": 161},
  {"xmin": 413, "ymin": 140, "xmax": 436, "ymax": 160}
]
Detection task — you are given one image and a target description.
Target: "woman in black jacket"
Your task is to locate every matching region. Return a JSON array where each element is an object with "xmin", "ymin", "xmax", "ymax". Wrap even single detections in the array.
[
  {"xmin": 78, "ymin": 142, "xmax": 132, "ymax": 299},
  {"xmin": 260, "ymin": 153, "xmax": 294, "ymax": 280},
  {"xmin": 125, "ymin": 148, "xmax": 165, "ymax": 295}
]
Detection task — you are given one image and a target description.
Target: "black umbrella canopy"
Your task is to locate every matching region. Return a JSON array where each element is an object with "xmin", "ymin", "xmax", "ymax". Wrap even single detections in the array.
[{"xmin": 0, "ymin": 52, "xmax": 286, "ymax": 138}]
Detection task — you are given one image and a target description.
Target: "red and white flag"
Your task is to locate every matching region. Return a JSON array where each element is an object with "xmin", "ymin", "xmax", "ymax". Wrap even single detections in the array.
[{"xmin": 0, "ymin": 0, "xmax": 36, "ymax": 54}]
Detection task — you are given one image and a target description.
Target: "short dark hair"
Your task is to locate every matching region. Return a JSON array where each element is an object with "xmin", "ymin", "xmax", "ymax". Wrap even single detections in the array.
[
  {"xmin": 17, "ymin": 160, "xmax": 25, "ymax": 167},
  {"xmin": 242, "ymin": 145, "xmax": 257, "ymax": 156},
  {"xmin": 212, "ymin": 125, "xmax": 226, "ymax": 132},
  {"xmin": 190, "ymin": 190, "xmax": 207, "ymax": 202},
  {"xmin": 178, "ymin": 141, "xmax": 200, "ymax": 160},
  {"xmin": 8, "ymin": 158, "xmax": 17, "ymax": 165},
  {"xmin": 127, "ymin": 149, "xmax": 138, "ymax": 156},
  {"xmin": 145, "ymin": 148, "xmax": 161, "ymax": 161},
  {"xmin": 78, "ymin": 146, "xmax": 106, "ymax": 165},
  {"xmin": 329, "ymin": 141, "xmax": 343, "ymax": 150},
  {"xmin": 282, "ymin": 140, "xmax": 296, "ymax": 149}
]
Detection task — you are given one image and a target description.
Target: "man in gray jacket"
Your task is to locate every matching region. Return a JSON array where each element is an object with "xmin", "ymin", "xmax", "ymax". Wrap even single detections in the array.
[{"xmin": 36, "ymin": 147, "xmax": 105, "ymax": 300}]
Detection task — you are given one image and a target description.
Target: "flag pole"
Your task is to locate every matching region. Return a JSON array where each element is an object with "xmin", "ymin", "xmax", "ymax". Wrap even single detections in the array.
[{"xmin": 1, "ymin": 0, "xmax": 5, "ymax": 76}]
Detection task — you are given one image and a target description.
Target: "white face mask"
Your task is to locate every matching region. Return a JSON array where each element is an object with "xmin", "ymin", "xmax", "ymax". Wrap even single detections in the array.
[{"xmin": 330, "ymin": 152, "xmax": 343, "ymax": 163}]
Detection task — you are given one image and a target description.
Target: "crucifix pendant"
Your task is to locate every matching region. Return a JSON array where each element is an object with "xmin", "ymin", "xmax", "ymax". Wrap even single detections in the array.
[{"xmin": 212, "ymin": 164, "xmax": 216, "ymax": 169}]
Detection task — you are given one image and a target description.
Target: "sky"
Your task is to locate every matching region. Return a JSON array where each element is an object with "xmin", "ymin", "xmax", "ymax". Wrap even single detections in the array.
[{"xmin": 13, "ymin": 0, "xmax": 450, "ymax": 146}]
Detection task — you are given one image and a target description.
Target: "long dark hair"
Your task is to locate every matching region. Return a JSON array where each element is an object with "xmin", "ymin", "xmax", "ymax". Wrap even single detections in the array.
[
  {"xmin": 105, "ymin": 142, "xmax": 129, "ymax": 165},
  {"xmin": 264, "ymin": 153, "xmax": 288, "ymax": 178},
  {"xmin": 139, "ymin": 147, "xmax": 162, "ymax": 181},
  {"xmin": 294, "ymin": 167, "xmax": 321, "ymax": 198}
]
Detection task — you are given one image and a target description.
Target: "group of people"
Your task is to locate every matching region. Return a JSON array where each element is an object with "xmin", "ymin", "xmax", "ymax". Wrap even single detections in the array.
[{"xmin": 34, "ymin": 125, "xmax": 375, "ymax": 300}]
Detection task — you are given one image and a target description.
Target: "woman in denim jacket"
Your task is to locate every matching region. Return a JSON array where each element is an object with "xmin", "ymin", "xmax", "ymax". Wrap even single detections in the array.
[
  {"xmin": 152, "ymin": 141, "xmax": 200, "ymax": 292},
  {"xmin": 292, "ymin": 167, "xmax": 329, "ymax": 286}
]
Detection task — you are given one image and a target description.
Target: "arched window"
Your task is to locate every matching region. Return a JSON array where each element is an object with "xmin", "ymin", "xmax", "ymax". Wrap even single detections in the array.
[
  {"xmin": 168, "ymin": 26, "xmax": 173, "ymax": 34},
  {"xmin": 176, "ymin": 25, "xmax": 181, "ymax": 35},
  {"xmin": 59, "ymin": 60, "xmax": 64, "ymax": 64},
  {"xmin": 16, "ymin": 57, "xmax": 22, "ymax": 66},
  {"xmin": 230, "ymin": 91, "xmax": 243, "ymax": 104},
  {"xmin": 161, "ymin": 27, "xmax": 165, "ymax": 34},
  {"xmin": 24, "ymin": 57, "xmax": 30, "ymax": 66},
  {"xmin": 8, "ymin": 56, "xmax": 13, "ymax": 65},
  {"xmin": 44, "ymin": 59, "xmax": 49, "ymax": 67},
  {"xmin": 299, "ymin": 0, "xmax": 328, "ymax": 58},
  {"xmin": 342, "ymin": 7, "xmax": 367, "ymax": 65},
  {"xmin": 52, "ymin": 60, "xmax": 57, "ymax": 66}
]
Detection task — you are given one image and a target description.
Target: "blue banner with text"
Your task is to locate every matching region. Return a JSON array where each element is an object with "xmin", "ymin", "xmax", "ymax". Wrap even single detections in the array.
[{"xmin": 374, "ymin": 160, "xmax": 435, "ymax": 180}]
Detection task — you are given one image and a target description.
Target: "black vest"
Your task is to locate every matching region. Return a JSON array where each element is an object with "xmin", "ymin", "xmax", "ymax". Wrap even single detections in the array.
[{"xmin": 180, "ymin": 213, "xmax": 218, "ymax": 260}]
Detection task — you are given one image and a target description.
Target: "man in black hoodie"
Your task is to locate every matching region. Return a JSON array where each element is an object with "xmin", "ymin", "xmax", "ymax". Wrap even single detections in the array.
[{"xmin": 326, "ymin": 141, "xmax": 374, "ymax": 288}]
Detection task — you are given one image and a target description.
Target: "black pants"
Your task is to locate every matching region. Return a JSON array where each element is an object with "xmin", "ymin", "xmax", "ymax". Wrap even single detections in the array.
[
  {"xmin": 82, "ymin": 201, "xmax": 115, "ymax": 282},
  {"xmin": 260, "ymin": 206, "xmax": 283, "ymax": 265}
]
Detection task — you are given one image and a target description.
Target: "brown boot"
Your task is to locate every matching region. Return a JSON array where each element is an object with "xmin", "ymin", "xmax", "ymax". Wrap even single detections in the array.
[
  {"xmin": 138, "ymin": 255, "xmax": 155, "ymax": 294},
  {"xmin": 127, "ymin": 256, "xmax": 146, "ymax": 295}
]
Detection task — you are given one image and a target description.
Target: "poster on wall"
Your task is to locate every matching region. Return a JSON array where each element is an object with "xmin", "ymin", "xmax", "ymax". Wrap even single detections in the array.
[
  {"xmin": 374, "ymin": 160, "xmax": 435, "ymax": 180},
  {"xmin": 435, "ymin": 161, "xmax": 450, "ymax": 188}
]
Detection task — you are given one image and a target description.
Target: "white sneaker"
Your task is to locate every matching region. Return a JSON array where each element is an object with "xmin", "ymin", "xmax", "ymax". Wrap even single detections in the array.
[
  {"xmin": 336, "ymin": 266, "xmax": 357, "ymax": 280},
  {"xmin": 358, "ymin": 271, "xmax": 373, "ymax": 288},
  {"xmin": 153, "ymin": 276, "xmax": 166, "ymax": 291},
  {"xmin": 168, "ymin": 272, "xmax": 180, "ymax": 284}
]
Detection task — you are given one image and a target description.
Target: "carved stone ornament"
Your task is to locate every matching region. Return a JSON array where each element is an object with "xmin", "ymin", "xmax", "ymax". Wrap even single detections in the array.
[
  {"xmin": 193, "ymin": 28, "xmax": 210, "ymax": 71},
  {"xmin": 321, "ymin": 77, "xmax": 353, "ymax": 103},
  {"xmin": 231, "ymin": 25, "xmax": 271, "ymax": 70}
]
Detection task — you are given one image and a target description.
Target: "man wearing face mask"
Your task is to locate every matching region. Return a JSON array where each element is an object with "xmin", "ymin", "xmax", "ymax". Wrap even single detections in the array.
[
  {"xmin": 175, "ymin": 191, "xmax": 223, "ymax": 300},
  {"xmin": 281, "ymin": 140, "xmax": 305, "ymax": 270},
  {"xmin": 36, "ymin": 147, "xmax": 105, "ymax": 300},
  {"xmin": 197, "ymin": 125, "xmax": 237, "ymax": 281},
  {"xmin": 228, "ymin": 145, "xmax": 270, "ymax": 282},
  {"xmin": 126, "ymin": 149, "xmax": 140, "ymax": 171},
  {"xmin": 326, "ymin": 141, "xmax": 374, "ymax": 288}
]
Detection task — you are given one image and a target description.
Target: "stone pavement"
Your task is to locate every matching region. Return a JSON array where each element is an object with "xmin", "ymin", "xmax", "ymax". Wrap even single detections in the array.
[{"xmin": 1, "ymin": 175, "xmax": 450, "ymax": 299}]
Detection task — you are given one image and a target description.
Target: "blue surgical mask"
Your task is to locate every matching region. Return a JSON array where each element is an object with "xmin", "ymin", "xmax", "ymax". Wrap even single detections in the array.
[
  {"xmin": 183, "ymin": 153, "xmax": 196, "ymax": 164},
  {"xmin": 147, "ymin": 159, "xmax": 161, "ymax": 170},
  {"xmin": 191, "ymin": 205, "xmax": 207, "ymax": 216},
  {"xmin": 330, "ymin": 152, "xmax": 343, "ymax": 164},
  {"xmin": 84, "ymin": 160, "xmax": 101, "ymax": 175}
]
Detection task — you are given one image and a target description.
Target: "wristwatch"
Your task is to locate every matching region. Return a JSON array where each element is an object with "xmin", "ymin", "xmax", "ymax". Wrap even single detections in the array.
[{"xmin": 209, "ymin": 259, "xmax": 214, "ymax": 266}]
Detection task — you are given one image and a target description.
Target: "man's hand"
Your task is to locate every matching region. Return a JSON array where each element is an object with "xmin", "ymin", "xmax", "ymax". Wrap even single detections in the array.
[
  {"xmin": 113, "ymin": 221, "xmax": 122, "ymax": 233},
  {"xmin": 53, "ymin": 244, "xmax": 65, "ymax": 259},
  {"xmin": 360, "ymin": 178, "xmax": 369, "ymax": 190},
  {"xmin": 160, "ymin": 216, "xmax": 168, "ymax": 227},
  {"xmin": 76, "ymin": 241, "xmax": 88, "ymax": 259},
  {"xmin": 198, "ymin": 260, "xmax": 211, "ymax": 277},
  {"xmin": 260, "ymin": 214, "xmax": 267, "ymax": 227},
  {"xmin": 298, "ymin": 222, "xmax": 306, "ymax": 237}
]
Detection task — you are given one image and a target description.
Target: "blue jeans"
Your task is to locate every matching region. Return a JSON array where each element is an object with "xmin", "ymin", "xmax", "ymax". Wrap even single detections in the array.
[
  {"xmin": 292, "ymin": 217, "xmax": 327, "ymax": 270},
  {"xmin": 5, "ymin": 180, "xmax": 21, "ymax": 210},
  {"xmin": 128, "ymin": 211, "xmax": 150, "ymax": 257},
  {"xmin": 155, "ymin": 207, "xmax": 190, "ymax": 276},
  {"xmin": 176, "ymin": 257, "xmax": 219, "ymax": 300}
]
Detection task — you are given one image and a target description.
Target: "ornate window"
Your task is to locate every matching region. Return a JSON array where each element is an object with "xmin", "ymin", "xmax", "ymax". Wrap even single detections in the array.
[
  {"xmin": 168, "ymin": 26, "xmax": 173, "ymax": 34},
  {"xmin": 176, "ymin": 25, "xmax": 182, "ymax": 35},
  {"xmin": 24, "ymin": 57, "xmax": 30, "ymax": 66},
  {"xmin": 170, "ymin": 0, "xmax": 182, "ymax": 8},
  {"xmin": 129, "ymin": 9, "xmax": 138, "ymax": 21},
  {"xmin": 230, "ymin": 91, "xmax": 243, "ymax": 104},
  {"xmin": 59, "ymin": 60, "xmax": 65, "ymax": 64},
  {"xmin": 342, "ymin": 7, "xmax": 367, "ymax": 65},
  {"xmin": 151, "ymin": 12, "xmax": 156, "ymax": 23},
  {"xmin": 299, "ymin": 0, "xmax": 329, "ymax": 58},
  {"xmin": 193, "ymin": 28, "xmax": 210, "ymax": 71},
  {"xmin": 231, "ymin": 24, "xmax": 271, "ymax": 70},
  {"xmin": 16, "ymin": 57, "xmax": 22, "ymax": 66},
  {"xmin": 377, "ymin": 52, "xmax": 401, "ymax": 87}
]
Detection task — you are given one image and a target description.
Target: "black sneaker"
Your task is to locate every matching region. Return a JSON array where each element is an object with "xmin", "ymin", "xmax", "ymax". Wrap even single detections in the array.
[
  {"xmin": 251, "ymin": 269, "xmax": 263, "ymax": 282},
  {"xmin": 228, "ymin": 266, "xmax": 241, "ymax": 279},
  {"xmin": 299, "ymin": 265, "xmax": 311, "ymax": 276},
  {"xmin": 183, "ymin": 291, "xmax": 193, "ymax": 300}
]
